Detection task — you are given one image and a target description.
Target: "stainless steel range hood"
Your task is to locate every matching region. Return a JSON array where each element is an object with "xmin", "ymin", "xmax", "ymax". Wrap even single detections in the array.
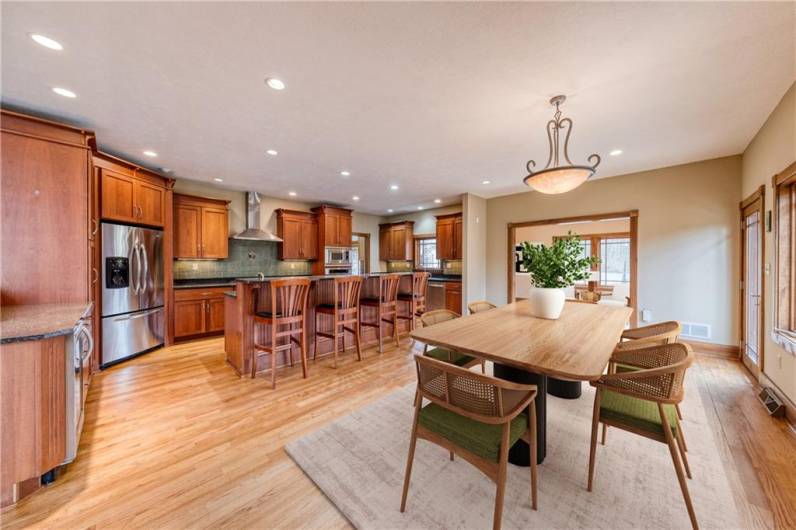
[{"xmin": 232, "ymin": 192, "xmax": 283, "ymax": 242}]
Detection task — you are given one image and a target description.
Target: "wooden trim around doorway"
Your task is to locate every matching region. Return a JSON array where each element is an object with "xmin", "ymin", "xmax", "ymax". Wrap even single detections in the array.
[
  {"xmin": 508, "ymin": 210, "xmax": 639, "ymax": 327},
  {"xmin": 739, "ymin": 185, "xmax": 765, "ymax": 374}
]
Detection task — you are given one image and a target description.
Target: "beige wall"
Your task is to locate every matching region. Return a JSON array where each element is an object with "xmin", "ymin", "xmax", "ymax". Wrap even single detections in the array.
[
  {"xmin": 485, "ymin": 155, "xmax": 742, "ymax": 346},
  {"xmin": 741, "ymin": 81, "xmax": 796, "ymax": 403},
  {"xmin": 463, "ymin": 193, "xmax": 487, "ymax": 311},
  {"xmin": 172, "ymin": 180, "xmax": 385, "ymax": 271}
]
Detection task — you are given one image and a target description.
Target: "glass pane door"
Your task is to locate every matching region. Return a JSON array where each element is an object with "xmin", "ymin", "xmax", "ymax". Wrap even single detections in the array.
[{"xmin": 742, "ymin": 208, "xmax": 762, "ymax": 374}]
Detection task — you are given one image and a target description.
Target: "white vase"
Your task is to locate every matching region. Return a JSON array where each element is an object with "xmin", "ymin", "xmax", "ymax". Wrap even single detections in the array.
[{"xmin": 528, "ymin": 286, "xmax": 566, "ymax": 319}]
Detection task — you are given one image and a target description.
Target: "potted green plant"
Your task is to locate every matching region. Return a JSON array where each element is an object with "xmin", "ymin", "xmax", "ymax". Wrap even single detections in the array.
[{"xmin": 520, "ymin": 233, "xmax": 599, "ymax": 319}]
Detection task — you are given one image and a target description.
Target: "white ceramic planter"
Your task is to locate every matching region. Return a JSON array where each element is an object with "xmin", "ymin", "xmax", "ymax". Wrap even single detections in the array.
[{"xmin": 528, "ymin": 286, "xmax": 566, "ymax": 320}]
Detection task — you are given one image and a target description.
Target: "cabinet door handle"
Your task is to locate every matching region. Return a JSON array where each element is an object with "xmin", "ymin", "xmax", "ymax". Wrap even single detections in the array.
[
  {"xmin": 91, "ymin": 218, "xmax": 99, "ymax": 236},
  {"xmin": 92, "ymin": 267, "xmax": 98, "ymax": 284}
]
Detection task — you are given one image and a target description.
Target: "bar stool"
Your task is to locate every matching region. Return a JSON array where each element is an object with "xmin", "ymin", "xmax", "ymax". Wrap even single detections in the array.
[
  {"xmin": 359, "ymin": 274, "xmax": 401, "ymax": 353},
  {"xmin": 314, "ymin": 276, "xmax": 363, "ymax": 368},
  {"xmin": 252, "ymin": 278, "xmax": 311, "ymax": 389},
  {"xmin": 397, "ymin": 272, "xmax": 430, "ymax": 331}
]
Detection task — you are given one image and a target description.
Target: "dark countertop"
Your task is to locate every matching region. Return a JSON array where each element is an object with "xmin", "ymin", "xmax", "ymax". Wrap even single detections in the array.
[
  {"xmin": 174, "ymin": 278, "xmax": 237, "ymax": 289},
  {"xmin": 429, "ymin": 275, "xmax": 462, "ymax": 283},
  {"xmin": 1, "ymin": 302, "xmax": 92, "ymax": 344},
  {"xmin": 235, "ymin": 272, "xmax": 413, "ymax": 284}
]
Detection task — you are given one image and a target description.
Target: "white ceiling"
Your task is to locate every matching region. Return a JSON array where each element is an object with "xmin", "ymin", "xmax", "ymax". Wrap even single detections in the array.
[{"xmin": 2, "ymin": 2, "xmax": 794, "ymax": 214}]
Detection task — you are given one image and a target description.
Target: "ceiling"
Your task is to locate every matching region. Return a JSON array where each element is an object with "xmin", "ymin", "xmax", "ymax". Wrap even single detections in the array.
[{"xmin": 2, "ymin": 2, "xmax": 794, "ymax": 214}]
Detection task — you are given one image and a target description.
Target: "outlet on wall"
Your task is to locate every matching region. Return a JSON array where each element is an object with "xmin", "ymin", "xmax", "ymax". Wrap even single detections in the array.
[
  {"xmin": 191, "ymin": 263, "xmax": 198, "ymax": 270},
  {"xmin": 641, "ymin": 309, "xmax": 652, "ymax": 322}
]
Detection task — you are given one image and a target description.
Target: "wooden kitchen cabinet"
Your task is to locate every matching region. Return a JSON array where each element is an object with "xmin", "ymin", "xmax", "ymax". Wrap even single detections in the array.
[
  {"xmin": 277, "ymin": 209, "xmax": 318, "ymax": 260},
  {"xmin": 313, "ymin": 205, "xmax": 353, "ymax": 247},
  {"xmin": 436, "ymin": 213, "xmax": 463, "ymax": 260},
  {"xmin": 173, "ymin": 287, "xmax": 229, "ymax": 339},
  {"xmin": 173, "ymin": 194, "xmax": 230, "ymax": 259},
  {"xmin": 100, "ymin": 167, "xmax": 167, "ymax": 227},
  {"xmin": 445, "ymin": 281, "xmax": 462, "ymax": 313},
  {"xmin": 379, "ymin": 221, "xmax": 415, "ymax": 261}
]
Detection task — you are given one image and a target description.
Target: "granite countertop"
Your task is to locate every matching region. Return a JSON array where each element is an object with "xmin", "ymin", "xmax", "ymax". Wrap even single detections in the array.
[
  {"xmin": 429, "ymin": 275, "xmax": 462, "ymax": 283},
  {"xmin": 235, "ymin": 271, "xmax": 414, "ymax": 283},
  {"xmin": 174, "ymin": 278, "xmax": 238, "ymax": 289},
  {"xmin": 1, "ymin": 302, "xmax": 92, "ymax": 344}
]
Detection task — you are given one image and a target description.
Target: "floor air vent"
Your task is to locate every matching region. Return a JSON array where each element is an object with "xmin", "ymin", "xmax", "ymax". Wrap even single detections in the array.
[
  {"xmin": 680, "ymin": 322, "xmax": 711, "ymax": 340},
  {"xmin": 758, "ymin": 387, "xmax": 785, "ymax": 418}
]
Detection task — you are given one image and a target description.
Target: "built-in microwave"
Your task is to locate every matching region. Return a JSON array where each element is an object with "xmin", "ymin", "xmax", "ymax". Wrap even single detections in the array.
[{"xmin": 325, "ymin": 246, "xmax": 352, "ymax": 266}]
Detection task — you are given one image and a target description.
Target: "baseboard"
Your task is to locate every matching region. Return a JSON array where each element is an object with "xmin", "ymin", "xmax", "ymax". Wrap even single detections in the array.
[
  {"xmin": 759, "ymin": 372, "xmax": 796, "ymax": 430},
  {"xmin": 681, "ymin": 340, "xmax": 740, "ymax": 359}
]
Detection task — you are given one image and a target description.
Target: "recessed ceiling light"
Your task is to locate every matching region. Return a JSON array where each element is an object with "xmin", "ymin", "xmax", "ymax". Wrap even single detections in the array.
[
  {"xmin": 390, "ymin": 184, "xmax": 399, "ymax": 191},
  {"xmin": 52, "ymin": 87, "xmax": 76, "ymax": 98},
  {"xmin": 266, "ymin": 149, "xmax": 278, "ymax": 156},
  {"xmin": 352, "ymin": 195, "xmax": 360, "ymax": 201},
  {"xmin": 30, "ymin": 34, "xmax": 62, "ymax": 50},
  {"xmin": 610, "ymin": 149, "xmax": 623, "ymax": 156},
  {"xmin": 482, "ymin": 180, "xmax": 491, "ymax": 185},
  {"xmin": 387, "ymin": 209, "xmax": 394, "ymax": 213},
  {"xmin": 434, "ymin": 198, "xmax": 442, "ymax": 204},
  {"xmin": 213, "ymin": 178, "xmax": 223, "ymax": 182},
  {"xmin": 288, "ymin": 191, "xmax": 297, "ymax": 197},
  {"xmin": 340, "ymin": 170, "xmax": 351, "ymax": 177},
  {"xmin": 143, "ymin": 150, "xmax": 158, "ymax": 157},
  {"xmin": 266, "ymin": 78, "xmax": 286, "ymax": 90},
  {"xmin": 417, "ymin": 206, "xmax": 424, "ymax": 210}
]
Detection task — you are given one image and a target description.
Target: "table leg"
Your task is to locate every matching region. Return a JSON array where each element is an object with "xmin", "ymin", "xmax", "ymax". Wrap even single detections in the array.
[
  {"xmin": 493, "ymin": 363, "xmax": 546, "ymax": 465},
  {"xmin": 547, "ymin": 377, "xmax": 582, "ymax": 399}
]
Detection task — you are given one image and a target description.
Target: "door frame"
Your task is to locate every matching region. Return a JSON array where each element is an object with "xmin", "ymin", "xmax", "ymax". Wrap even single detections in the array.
[
  {"xmin": 739, "ymin": 185, "xmax": 765, "ymax": 374},
  {"xmin": 507, "ymin": 209, "xmax": 639, "ymax": 327},
  {"xmin": 352, "ymin": 232, "xmax": 371, "ymax": 273}
]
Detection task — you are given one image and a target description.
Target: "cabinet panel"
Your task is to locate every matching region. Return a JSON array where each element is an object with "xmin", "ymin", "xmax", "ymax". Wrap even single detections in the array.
[
  {"xmin": 338, "ymin": 215, "xmax": 352, "ymax": 246},
  {"xmin": 445, "ymin": 282, "xmax": 462, "ymax": 313},
  {"xmin": 325, "ymin": 215, "xmax": 340, "ymax": 247},
  {"xmin": 280, "ymin": 217, "xmax": 303, "ymax": 259},
  {"xmin": 201, "ymin": 207, "xmax": 229, "ymax": 258},
  {"xmin": 301, "ymin": 219, "xmax": 318, "ymax": 260},
  {"xmin": 101, "ymin": 170, "xmax": 136, "ymax": 223},
  {"xmin": 134, "ymin": 181, "xmax": 165, "ymax": 227},
  {"xmin": 379, "ymin": 228, "xmax": 390, "ymax": 261},
  {"xmin": 174, "ymin": 205, "xmax": 201, "ymax": 258},
  {"xmin": 207, "ymin": 298, "xmax": 225, "ymax": 333},
  {"xmin": 174, "ymin": 300, "xmax": 206, "ymax": 338},
  {"xmin": 453, "ymin": 216, "xmax": 463, "ymax": 259}
]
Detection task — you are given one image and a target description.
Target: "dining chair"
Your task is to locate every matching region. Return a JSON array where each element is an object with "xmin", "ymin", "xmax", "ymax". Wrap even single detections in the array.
[
  {"xmin": 314, "ymin": 275, "xmax": 363, "ymax": 368},
  {"xmin": 419, "ymin": 309, "xmax": 485, "ymax": 372},
  {"xmin": 401, "ymin": 355, "xmax": 538, "ymax": 530},
  {"xmin": 397, "ymin": 271, "xmax": 430, "ymax": 331},
  {"xmin": 587, "ymin": 342, "xmax": 697, "ymax": 529},
  {"xmin": 359, "ymin": 274, "xmax": 401, "ymax": 353},
  {"xmin": 252, "ymin": 278, "xmax": 311, "ymax": 389},
  {"xmin": 467, "ymin": 300, "xmax": 497, "ymax": 314}
]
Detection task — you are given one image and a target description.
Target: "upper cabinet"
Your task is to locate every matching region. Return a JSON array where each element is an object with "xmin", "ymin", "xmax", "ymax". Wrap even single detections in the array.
[
  {"xmin": 276, "ymin": 209, "xmax": 318, "ymax": 260},
  {"xmin": 379, "ymin": 221, "xmax": 415, "ymax": 261},
  {"xmin": 173, "ymin": 194, "xmax": 230, "ymax": 259},
  {"xmin": 313, "ymin": 205, "xmax": 353, "ymax": 248},
  {"xmin": 436, "ymin": 213, "xmax": 463, "ymax": 260},
  {"xmin": 97, "ymin": 157, "xmax": 168, "ymax": 228}
]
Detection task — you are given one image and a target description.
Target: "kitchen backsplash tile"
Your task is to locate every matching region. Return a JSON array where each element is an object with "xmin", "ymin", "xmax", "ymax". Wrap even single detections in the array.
[
  {"xmin": 386, "ymin": 261, "xmax": 413, "ymax": 272},
  {"xmin": 173, "ymin": 239, "xmax": 313, "ymax": 280},
  {"xmin": 443, "ymin": 260, "xmax": 462, "ymax": 274}
]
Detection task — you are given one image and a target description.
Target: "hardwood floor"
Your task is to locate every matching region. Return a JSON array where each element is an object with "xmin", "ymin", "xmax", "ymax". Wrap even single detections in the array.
[{"xmin": 1, "ymin": 338, "xmax": 795, "ymax": 529}]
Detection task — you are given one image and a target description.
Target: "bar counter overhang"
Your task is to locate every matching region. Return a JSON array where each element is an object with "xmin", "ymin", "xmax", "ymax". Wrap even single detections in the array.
[{"xmin": 224, "ymin": 273, "xmax": 415, "ymax": 376}]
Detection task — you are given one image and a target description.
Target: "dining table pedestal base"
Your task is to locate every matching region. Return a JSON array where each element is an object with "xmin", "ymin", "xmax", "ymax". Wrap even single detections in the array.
[
  {"xmin": 547, "ymin": 377, "xmax": 582, "ymax": 399},
  {"xmin": 493, "ymin": 363, "xmax": 546, "ymax": 466}
]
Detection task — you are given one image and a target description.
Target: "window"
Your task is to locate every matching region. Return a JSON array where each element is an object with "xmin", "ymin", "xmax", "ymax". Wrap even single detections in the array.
[
  {"xmin": 415, "ymin": 237, "xmax": 440, "ymax": 270},
  {"xmin": 599, "ymin": 237, "xmax": 631, "ymax": 284},
  {"xmin": 774, "ymin": 161, "xmax": 796, "ymax": 345}
]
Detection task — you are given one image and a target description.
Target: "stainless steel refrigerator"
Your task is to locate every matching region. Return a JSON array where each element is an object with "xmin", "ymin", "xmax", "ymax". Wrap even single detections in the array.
[{"xmin": 101, "ymin": 222, "xmax": 164, "ymax": 367}]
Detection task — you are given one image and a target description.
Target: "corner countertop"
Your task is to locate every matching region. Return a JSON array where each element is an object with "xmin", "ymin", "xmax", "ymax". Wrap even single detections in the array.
[
  {"xmin": 174, "ymin": 278, "xmax": 237, "ymax": 289},
  {"xmin": 1, "ymin": 302, "xmax": 92, "ymax": 344}
]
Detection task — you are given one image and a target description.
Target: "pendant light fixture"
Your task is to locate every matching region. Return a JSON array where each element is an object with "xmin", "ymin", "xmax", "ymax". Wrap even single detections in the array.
[{"xmin": 523, "ymin": 95, "xmax": 601, "ymax": 194}]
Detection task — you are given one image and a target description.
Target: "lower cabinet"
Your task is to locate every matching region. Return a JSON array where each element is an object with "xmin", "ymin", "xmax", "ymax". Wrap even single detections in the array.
[
  {"xmin": 174, "ymin": 287, "xmax": 228, "ymax": 339},
  {"xmin": 445, "ymin": 281, "xmax": 462, "ymax": 314}
]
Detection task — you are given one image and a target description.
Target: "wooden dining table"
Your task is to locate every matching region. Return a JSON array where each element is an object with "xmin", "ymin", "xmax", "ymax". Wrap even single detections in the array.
[{"xmin": 411, "ymin": 299, "xmax": 633, "ymax": 464}]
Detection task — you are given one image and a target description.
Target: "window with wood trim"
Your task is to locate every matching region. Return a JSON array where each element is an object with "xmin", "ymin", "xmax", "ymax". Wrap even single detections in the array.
[
  {"xmin": 414, "ymin": 237, "xmax": 440, "ymax": 270},
  {"xmin": 554, "ymin": 233, "xmax": 630, "ymax": 284},
  {"xmin": 774, "ymin": 162, "xmax": 796, "ymax": 343}
]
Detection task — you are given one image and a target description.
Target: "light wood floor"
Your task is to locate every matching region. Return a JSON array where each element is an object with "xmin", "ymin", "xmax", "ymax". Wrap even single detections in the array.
[{"xmin": 1, "ymin": 337, "xmax": 795, "ymax": 529}]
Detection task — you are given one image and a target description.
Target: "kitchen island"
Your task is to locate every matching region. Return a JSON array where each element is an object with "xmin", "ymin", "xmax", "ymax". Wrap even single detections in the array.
[{"xmin": 224, "ymin": 273, "xmax": 414, "ymax": 377}]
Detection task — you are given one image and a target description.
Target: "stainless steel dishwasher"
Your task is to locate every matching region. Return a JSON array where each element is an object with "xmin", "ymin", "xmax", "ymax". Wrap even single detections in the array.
[{"xmin": 426, "ymin": 281, "xmax": 446, "ymax": 311}]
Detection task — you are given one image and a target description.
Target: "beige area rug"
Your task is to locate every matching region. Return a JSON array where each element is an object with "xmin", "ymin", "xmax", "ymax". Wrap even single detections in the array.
[{"xmin": 286, "ymin": 381, "xmax": 743, "ymax": 529}]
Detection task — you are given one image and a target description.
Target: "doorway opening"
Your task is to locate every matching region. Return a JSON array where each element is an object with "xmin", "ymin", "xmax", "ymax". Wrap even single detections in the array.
[
  {"xmin": 740, "ymin": 186, "xmax": 765, "ymax": 377},
  {"xmin": 352, "ymin": 232, "xmax": 371, "ymax": 274},
  {"xmin": 507, "ymin": 210, "xmax": 638, "ymax": 327}
]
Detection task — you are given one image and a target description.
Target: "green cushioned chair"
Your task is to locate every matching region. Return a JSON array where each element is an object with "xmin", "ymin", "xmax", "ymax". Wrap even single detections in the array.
[
  {"xmin": 588, "ymin": 342, "xmax": 698, "ymax": 530},
  {"xmin": 402, "ymin": 355, "xmax": 539, "ymax": 530},
  {"xmin": 418, "ymin": 310, "xmax": 485, "ymax": 373},
  {"xmin": 424, "ymin": 347, "xmax": 477, "ymax": 368}
]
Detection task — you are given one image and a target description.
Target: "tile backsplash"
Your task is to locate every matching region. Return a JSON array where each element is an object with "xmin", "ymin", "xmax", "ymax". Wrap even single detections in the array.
[
  {"xmin": 173, "ymin": 239, "xmax": 313, "ymax": 280},
  {"xmin": 443, "ymin": 260, "xmax": 462, "ymax": 274},
  {"xmin": 386, "ymin": 261, "xmax": 413, "ymax": 273}
]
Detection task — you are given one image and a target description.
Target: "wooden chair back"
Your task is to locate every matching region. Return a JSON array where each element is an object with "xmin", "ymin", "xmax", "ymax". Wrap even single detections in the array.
[
  {"xmin": 578, "ymin": 290, "xmax": 601, "ymax": 303},
  {"xmin": 415, "ymin": 355, "xmax": 536, "ymax": 425},
  {"xmin": 467, "ymin": 300, "xmax": 497, "ymax": 314},
  {"xmin": 334, "ymin": 275, "xmax": 363, "ymax": 322},
  {"xmin": 602, "ymin": 342, "xmax": 694, "ymax": 403},
  {"xmin": 621, "ymin": 321, "xmax": 681, "ymax": 345},
  {"xmin": 412, "ymin": 272, "xmax": 430, "ymax": 300},
  {"xmin": 270, "ymin": 278, "xmax": 311, "ymax": 326},
  {"xmin": 419, "ymin": 309, "xmax": 459, "ymax": 327},
  {"xmin": 378, "ymin": 274, "xmax": 401, "ymax": 307}
]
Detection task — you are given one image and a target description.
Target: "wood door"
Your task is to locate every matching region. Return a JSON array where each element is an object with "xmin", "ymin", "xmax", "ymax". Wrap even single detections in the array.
[
  {"xmin": 174, "ymin": 204, "xmax": 201, "ymax": 258},
  {"xmin": 174, "ymin": 300, "xmax": 207, "ymax": 337},
  {"xmin": 445, "ymin": 282, "xmax": 462, "ymax": 313},
  {"xmin": 338, "ymin": 214, "xmax": 352, "ymax": 246},
  {"xmin": 741, "ymin": 191, "xmax": 764, "ymax": 377},
  {"xmin": 134, "ymin": 180, "xmax": 165, "ymax": 227},
  {"xmin": 325, "ymin": 214, "xmax": 340, "ymax": 247},
  {"xmin": 280, "ymin": 217, "xmax": 303, "ymax": 259},
  {"xmin": 206, "ymin": 298, "xmax": 225, "ymax": 333},
  {"xmin": 301, "ymin": 219, "xmax": 318, "ymax": 260},
  {"xmin": 101, "ymin": 170, "xmax": 136, "ymax": 223},
  {"xmin": 436, "ymin": 219, "xmax": 453, "ymax": 260},
  {"xmin": 453, "ymin": 216, "xmax": 463, "ymax": 259},
  {"xmin": 201, "ymin": 207, "xmax": 229, "ymax": 258}
]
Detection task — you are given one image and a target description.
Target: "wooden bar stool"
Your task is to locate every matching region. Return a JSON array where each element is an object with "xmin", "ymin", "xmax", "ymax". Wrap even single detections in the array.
[
  {"xmin": 252, "ymin": 278, "xmax": 311, "ymax": 389},
  {"xmin": 314, "ymin": 276, "xmax": 363, "ymax": 368},
  {"xmin": 397, "ymin": 272, "xmax": 430, "ymax": 331},
  {"xmin": 359, "ymin": 274, "xmax": 401, "ymax": 353}
]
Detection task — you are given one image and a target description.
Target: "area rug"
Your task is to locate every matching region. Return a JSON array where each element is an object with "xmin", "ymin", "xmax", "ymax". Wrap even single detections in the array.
[{"xmin": 286, "ymin": 380, "xmax": 743, "ymax": 529}]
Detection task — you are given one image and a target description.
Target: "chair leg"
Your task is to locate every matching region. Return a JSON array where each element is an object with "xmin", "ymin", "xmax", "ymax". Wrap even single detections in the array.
[
  {"xmin": 300, "ymin": 326, "xmax": 308, "ymax": 379},
  {"xmin": 676, "ymin": 403, "xmax": 683, "ymax": 420},
  {"xmin": 601, "ymin": 424, "xmax": 607, "ymax": 445},
  {"xmin": 270, "ymin": 349, "xmax": 277, "ymax": 390},
  {"xmin": 529, "ymin": 402, "xmax": 538, "ymax": 510},
  {"xmin": 449, "ymin": 451, "xmax": 454, "ymax": 461},
  {"xmin": 481, "ymin": 361, "xmax": 486, "ymax": 374},
  {"xmin": 287, "ymin": 323, "xmax": 295, "ymax": 368},
  {"xmin": 587, "ymin": 389, "xmax": 602, "ymax": 492},
  {"xmin": 400, "ymin": 397, "xmax": 421, "ymax": 513},
  {"xmin": 675, "ymin": 425, "xmax": 692, "ymax": 479},
  {"xmin": 354, "ymin": 319, "xmax": 363, "ymax": 361},
  {"xmin": 313, "ymin": 314, "xmax": 319, "ymax": 362},
  {"xmin": 377, "ymin": 307, "xmax": 384, "ymax": 354},
  {"xmin": 251, "ymin": 352, "xmax": 258, "ymax": 378},
  {"xmin": 659, "ymin": 404, "xmax": 698, "ymax": 529},
  {"xmin": 676, "ymin": 413, "xmax": 688, "ymax": 452},
  {"xmin": 494, "ymin": 425, "xmax": 510, "ymax": 530},
  {"xmin": 393, "ymin": 312, "xmax": 400, "ymax": 349},
  {"xmin": 332, "ymin": 318, "xmax": 339, "ymax": 369}
]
